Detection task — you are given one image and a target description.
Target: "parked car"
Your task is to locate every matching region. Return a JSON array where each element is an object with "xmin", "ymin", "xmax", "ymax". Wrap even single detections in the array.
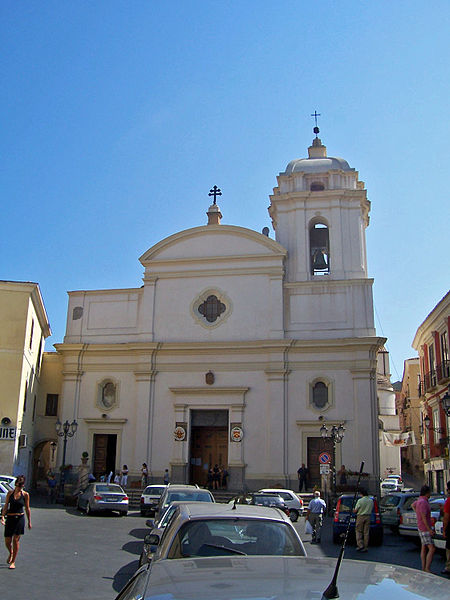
[
  {"xmin": 434, "ymin": 514, "xmax": 446, "ymax": 552},
  {"xmin": 379, "ymin": 491, "xmax": 419, "ymax": 532},
  {"xmin": 115, "ymin": 555, "xmax": 448, "ymax": 600},
  {"xmin": 145, "ymin": 502, "xmax": 305, "ymax": 562},
  {"xmin": 380, "ymin": 479, "xmax": 400, "ymax": 496},
  {"xmin": 386, "ymin": 474, "xmax": 404, "ymax": 489},
  {"xmin": 155, "ymin": 484, "xmax": 215, "ymax": 518},
  {"xmin": 258, "ymin": 488, "xmax": 303, "ymax": 521},
  {"xmin": 399, "ymin": 496, "xmax": 445, "ymax": 542},
  {"xmin": 140, "ymin": 485, "xmax": 167, "ymax": 516},
  {"xmin": 139, "ymin": 500, "xmax": 219, "ymax": 567},
  {"xmin": 77, "ymin": 483, "xmax": 129, "ymax": 516},
  {"xmin": 229, "ymin": 493, "xmax": 290, "ymax": 518},
  {"xmin": 0, "ymin": 475, "xmax": 16, "ymax": 488},
  {"xmin": 0, "ymin": 481, "xmax": 13, "ymax": 508},
  {"xmin": 332, "ymin": 493, "xmax": 383, "ymax": 545}
]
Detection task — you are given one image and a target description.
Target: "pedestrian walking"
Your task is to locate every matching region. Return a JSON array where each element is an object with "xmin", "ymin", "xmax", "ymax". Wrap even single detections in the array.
[
  {"xmin": 412, "ymin": 485, "xmax": 435, "ymax": 572},
  {"xmin": 47, "ymin": 473, "xmax": 57, "ymax": 504},
  {"xmin": 120, "ymin": 465, "xmax": 129, "ymax": 488},
  {"xmin": 141, "ymin": 463, "xmax": 149, "ymax": 487},
  {"xmin": 306, "ymin": 490, "xmax": 326, "ymax": 543},
  {"xmin": 354, "ymin": 488, "xmax": 373, "ymax": 552},
  {"xmin": 1, "ymin": 475, "xmax": 32, "ymax": 569},
  {"xmin": 297, "ymin": 463, "xmax": 309, "ymax": 492},
  {"xmin": 163, "ymin": 469, "xmax": 169, "ymax": 485},
  {"xmin": 441, "ymin": 480, "xmax": 450, "ymax": 576}
]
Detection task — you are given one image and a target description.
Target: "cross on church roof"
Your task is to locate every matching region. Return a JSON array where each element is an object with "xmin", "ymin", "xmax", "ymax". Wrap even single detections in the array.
[
  {"xmin": 311, "ymin": 110, "xmax": 321, "ymax": 136},
  {"xmin": 208, "ymin": 185, "xmax": 222, "ymax": 205}
]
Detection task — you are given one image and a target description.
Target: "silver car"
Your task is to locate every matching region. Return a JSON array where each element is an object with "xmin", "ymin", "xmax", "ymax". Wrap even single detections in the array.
[
  {"xmin": 379, "ymin": 491, "xmax": 419, "ymax": 532},
  {"xmin": 258, "ymin": 488, "xmax": 304, "ymax": 521},
  {"xmin": 399, "ymin": 496, "xmax": 445, "ymax": 540},
  {"xmin": 0, "ymin": 481, "xmax": 13, "ymax": 508},
  {"xmin": 148, "ymin": 502, "xmax": 306, "ymax": 561},
  {"xmin": 115, "ymin": 555, "xmax": 447, "ymax": 600},
  {"xmin": 77, "ymin": 483, "xmax": 129, "ymax": 516},
  {"xmin": 155, "ymin": 484, "xmax": 215, "ymax": 518}
]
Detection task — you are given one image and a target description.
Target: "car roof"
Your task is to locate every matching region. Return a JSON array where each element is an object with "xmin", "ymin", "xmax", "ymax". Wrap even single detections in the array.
[
  {"xmin": 138, "ymin": 556, "xmax": 447, "ymax": 600},
  {"xmin": 258, "ymin": 488, "xmax": 295, "ymax": 494},
  {"xmin": 175, "ymin": 501, "xmax": 291, "ymax": 521}
]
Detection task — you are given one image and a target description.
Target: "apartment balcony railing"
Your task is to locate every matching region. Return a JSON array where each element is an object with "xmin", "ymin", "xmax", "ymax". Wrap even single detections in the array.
[
  {"xmin": 418, "ymin": 361, "xmax": 449, "ymax": 397},
  {"xmin": 436, "ymin": 359, "xmax": 450, "ymax": 383}
]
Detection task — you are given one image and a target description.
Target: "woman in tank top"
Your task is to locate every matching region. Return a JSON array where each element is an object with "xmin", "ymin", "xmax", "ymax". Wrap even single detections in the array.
[{"xmin": 1, "ymin": 475, "xmax": 32, "ymax": 569}]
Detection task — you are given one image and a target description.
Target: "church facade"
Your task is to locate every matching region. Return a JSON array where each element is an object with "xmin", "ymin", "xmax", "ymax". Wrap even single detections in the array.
[{"xmin": 55, "ymin": 133, "xmax": 384, "ymax": 491}]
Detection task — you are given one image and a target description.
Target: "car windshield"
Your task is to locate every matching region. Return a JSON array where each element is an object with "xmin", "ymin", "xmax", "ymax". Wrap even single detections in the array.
[
  {"xmin": 166, "ymin": 491, "xmax": 212, "ymax": 504},
  {"xmin": 96, "ymin": 485, "xmax": 123, "ymax": 493},
  {"xmin": 380, "ymin": 495, "xmax": 400, "ymax": 507},
  {"xmin": 144, "ymin": 486, "xmax": 165, "ymax": 496},
  {"xmin": 167, "ymin": 519, "xmax": 304, "ymax": 559}
]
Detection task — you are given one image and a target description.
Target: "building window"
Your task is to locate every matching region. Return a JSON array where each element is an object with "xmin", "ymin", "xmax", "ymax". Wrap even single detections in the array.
[
  {"xmin": 310, "ymin": 182, "xmax": 325, "ymax": 191},
  {"xmin": 432, "ymin": 409, "xmax": 440, "ymax": 445},
  {"xmin": 310, "ymin": 222, "xmax": 330, "ymax": 276},
  {"xmin": 23, "ymin": 383, "xmax": 28, "ymax": 413},
  {"xmin": 29, "ymin": 319, "xmax": 34, "ymax": 350},
  {"xmin": 440, "ymin": 331, "xmax": 449, "ymax": 380},
  {"xmin": 45, "ymin": 394, "xmax": 59, "ymax": 416},
  {"xmin": 198, "ymin": 295, "xmax": 226, "ymax": 323},
  {"xmin": 96, "ymin": 380, "xmax": 118, "ymax": 411}
]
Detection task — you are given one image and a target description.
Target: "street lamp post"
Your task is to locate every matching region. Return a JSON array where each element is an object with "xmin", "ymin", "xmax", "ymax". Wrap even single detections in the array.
[
  {"xmin": 55, "ymin": 419, "xmax": 78, "ymax": 501},
  {"xmin": 320, "ymin": 423, "xmax": 345, "ymax": 500}
]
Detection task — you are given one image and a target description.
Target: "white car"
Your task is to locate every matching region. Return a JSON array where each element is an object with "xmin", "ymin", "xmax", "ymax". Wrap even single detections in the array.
[
  {"xmin": 380, "ymin": 480, "xmax": 400, "ymax": 496},
  {"xmin": 399, "ymin": 496, "xmax": 445, "ymax": 540},
  {"xmin": 140, "ymin": 485, "xmax": 167, "ymax": 516},
  {"xmin": 0, "ymin": 481, "xmax": 13, "ymax": 507},
  {"xmin": 258, "ymin": 488, "xmax": 303, "ymax": 521},
  {"xmin": 386, "ymin": 474, "xmax": 404, "ymax": 489}
]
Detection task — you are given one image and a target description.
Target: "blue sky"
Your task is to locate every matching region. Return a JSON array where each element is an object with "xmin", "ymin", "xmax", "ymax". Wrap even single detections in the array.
[{"xmin": 1, "ymin": 1, "xmax": 449, "ymax": 380}]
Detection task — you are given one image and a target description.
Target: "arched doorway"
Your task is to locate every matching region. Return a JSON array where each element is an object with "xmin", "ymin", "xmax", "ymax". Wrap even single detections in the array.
[{"xmin": 32, "ymin": 439, "xmax": 58, "ymax": 487}]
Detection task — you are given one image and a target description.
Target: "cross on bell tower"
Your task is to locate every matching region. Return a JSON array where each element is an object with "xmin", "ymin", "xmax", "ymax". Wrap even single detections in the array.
[{"xmin": 207, "ymin": 185, "xmax": 223, "ymax": 225}]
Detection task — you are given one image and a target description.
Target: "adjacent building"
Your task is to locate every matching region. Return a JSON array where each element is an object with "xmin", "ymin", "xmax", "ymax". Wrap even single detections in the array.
[
  {"xmin": 0, "ymin": 281, "xmax": 51, "ymax": 481},
  {"xmin": 413, "ymin": 290, "xmax": 450, "ymax": 492}
]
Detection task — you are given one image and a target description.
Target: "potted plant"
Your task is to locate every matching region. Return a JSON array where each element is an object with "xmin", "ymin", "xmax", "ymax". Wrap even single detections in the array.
[{"xmin": 81, "ymin": 452, "xmax": 89, "ymax": 465}]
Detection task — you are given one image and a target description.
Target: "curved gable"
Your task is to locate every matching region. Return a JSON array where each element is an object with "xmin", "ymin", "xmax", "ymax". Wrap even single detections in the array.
[{"xmin": 139, "ymin": 225, "xmax": 286, "ymax": 266}]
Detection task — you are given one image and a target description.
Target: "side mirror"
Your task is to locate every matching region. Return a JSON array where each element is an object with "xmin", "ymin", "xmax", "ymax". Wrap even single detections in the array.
[
  {"xmin": 144, "ymin": 533, "xmax": 160, "ymax": 546},
  {"xmin": 145, "ymin": 519, "xmax": 155, "ymax": 528}
]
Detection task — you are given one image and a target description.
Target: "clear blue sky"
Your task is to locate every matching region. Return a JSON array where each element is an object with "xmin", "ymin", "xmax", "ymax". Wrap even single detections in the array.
[{"xmin": 2, "ymin": 1, "xmax": 449, "ymax": 380}]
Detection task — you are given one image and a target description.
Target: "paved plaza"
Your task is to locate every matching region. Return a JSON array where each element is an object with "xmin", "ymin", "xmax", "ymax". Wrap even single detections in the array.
[{"xmin": 0, "ymin": 499, "xmax": 448, "ymax": 600}]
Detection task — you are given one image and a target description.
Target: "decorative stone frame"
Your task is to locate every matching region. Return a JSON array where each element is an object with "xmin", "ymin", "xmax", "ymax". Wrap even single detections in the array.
[
  {"xmin": 190, "ymin": 288, "xmax": 232, "ymax": 329},
  {"xmin": 96, "ymin": 378, "xmax": 120, "ymax": 412},
  {"xmin": 308, "ymin": 377, "xmax": 333, "ymax": 413}
]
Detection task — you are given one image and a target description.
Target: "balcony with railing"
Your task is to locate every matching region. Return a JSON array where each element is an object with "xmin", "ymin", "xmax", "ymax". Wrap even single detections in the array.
[{"xmin": 436, "ymin": 359, "xmax": 450, "ymax": 383}]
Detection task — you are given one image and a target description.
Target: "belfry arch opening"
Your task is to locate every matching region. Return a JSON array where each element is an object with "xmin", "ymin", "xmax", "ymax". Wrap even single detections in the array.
[{"xmin": 310, "ymin": 222, "xmax": 330, "ymax": 275}]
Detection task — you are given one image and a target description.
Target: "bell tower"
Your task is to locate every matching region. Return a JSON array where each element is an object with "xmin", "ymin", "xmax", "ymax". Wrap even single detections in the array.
[{"xmin": 268, "ymin": 123, "xmax": 375, "ymax": 339}]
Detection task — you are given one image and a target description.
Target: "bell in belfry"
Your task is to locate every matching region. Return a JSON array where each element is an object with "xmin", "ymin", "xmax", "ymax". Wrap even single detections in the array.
[{"xmin": 312, "ymin": 249, "xmax": 328, "ymax": 270}]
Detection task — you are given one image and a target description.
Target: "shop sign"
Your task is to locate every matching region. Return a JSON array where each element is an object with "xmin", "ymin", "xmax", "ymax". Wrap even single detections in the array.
[{"xmin": 0, "ymin": 427, "xmax": 16, "ymax": 440}]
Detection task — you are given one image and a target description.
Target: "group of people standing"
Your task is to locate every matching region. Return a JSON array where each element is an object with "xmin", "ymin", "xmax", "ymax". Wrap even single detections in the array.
[{"xmin": 206, "ymin": 464, "xmax": 229, "ymax": 490}]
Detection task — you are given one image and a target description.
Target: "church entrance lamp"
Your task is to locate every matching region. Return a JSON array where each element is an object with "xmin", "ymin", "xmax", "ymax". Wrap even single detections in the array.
[
  {"xmin": 55, "ymin": 419, "xmax": 78, "ymax": 501},
  {"xmin": 320, "ymin": 423, "xmax": 345, "ymax": 500}
]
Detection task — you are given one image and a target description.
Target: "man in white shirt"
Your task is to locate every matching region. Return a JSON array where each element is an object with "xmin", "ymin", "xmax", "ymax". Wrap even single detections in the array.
[{"xmin": 306, "ymin": 491, "xmax": 327, "ymax": 543}]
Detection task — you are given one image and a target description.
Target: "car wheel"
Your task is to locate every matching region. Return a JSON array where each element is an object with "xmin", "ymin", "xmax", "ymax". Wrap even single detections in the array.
[
  {"xmin": 140, "ymin": 509, "xmax": 145, "ymax": 516},
  {"xmin": 290, "ymin": 509, "xmax": 299, "ymax": 522}
]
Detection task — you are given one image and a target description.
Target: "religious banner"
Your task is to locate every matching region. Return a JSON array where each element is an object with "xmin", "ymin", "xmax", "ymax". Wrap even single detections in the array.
[{"xmin": 382, "ymin": 431, "xmax": 416, "ymax": 447}]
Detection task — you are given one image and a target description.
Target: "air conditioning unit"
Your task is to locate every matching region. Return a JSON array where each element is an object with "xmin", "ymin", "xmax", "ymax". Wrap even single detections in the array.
[{"xmin": 18, "ymin": 433, "xmax": 27, "ymax": 448}]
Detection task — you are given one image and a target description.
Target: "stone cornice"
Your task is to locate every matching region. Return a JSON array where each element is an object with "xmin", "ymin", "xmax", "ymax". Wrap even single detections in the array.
[
  {"xmin": 83, "ymin": 418, "xmax": 128, "ymax": 424},
  {"xmin": 170, "ymin": 387, "xmax": 249, "ymax": 395},
  {"xmin": 143, "ymin": 266, "xmax": 285, "ymax": 279}
]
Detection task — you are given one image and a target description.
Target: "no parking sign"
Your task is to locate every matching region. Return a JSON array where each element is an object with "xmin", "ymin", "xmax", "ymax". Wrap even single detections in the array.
[{"xmin": 318, "ymin": 451, "xmax": 331, "ymax": 464}]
